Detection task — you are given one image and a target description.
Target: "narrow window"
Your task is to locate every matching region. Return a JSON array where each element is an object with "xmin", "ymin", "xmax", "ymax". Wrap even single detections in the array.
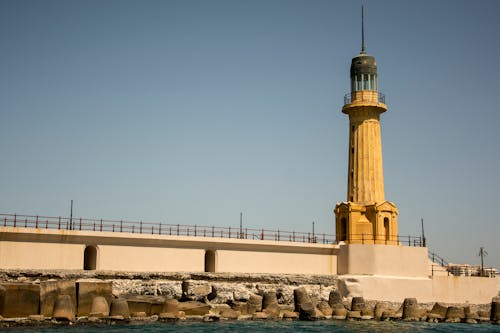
[
  {"xmin": 205, "ymin": 250, "xmax": 216, "ymax": 272},
  {"xmin": 384, "ymin": 218, "xmax": 390, "ymax": 240},
  {"xmin": 340, "ymin": 218, "xmax": 347, "ymax": 241}
]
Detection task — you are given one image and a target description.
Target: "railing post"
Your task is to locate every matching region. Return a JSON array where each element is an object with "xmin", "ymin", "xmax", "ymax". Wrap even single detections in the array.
[
  {"xmin": 194, "ymin": 225, "xmax": 197, "ymax": 237},
  {"xmin": 177, "ymin": 224, "xmax": 179, "ymax": 236},
  {"xmin": 245, "ymin": 228, "xmax": 248, "ymax": 239},
  {"xmin": 79, "ymin": 218, "xmax": 82, "ymax": 231},
  {"xmin": 14, "ymin": 214, "xmax": 16, "ymax": 227},
  {"xmin": 277, "ymin": 229, "xmax": 280, "ymax": 241},
  {"xmin": 100, "ymin": 219, "xmax": 103, "ymax": 232},
  {"xmin": 323, "ymin": 233, "xmax": 325, "ymax": 244},
  {"xmin": 45, "ymin": 220, "xmax": 48, "ymax": 229},
  {"xmin": 58, "ymin": 217, "xmax": 61, "ymax": 230},
  {"xmin": 169, "ymin": 226, "xmax": 172, "ymax": 235},
  {"xmin": 408, "ymin": 235, "xmax": 410, "ymax": 246},
  {"xmin": 362, "ymin": 233, "xmax": 364, "ymax": 244},
  {"xmin": 140, "ymin": 221, "xmax": 143, "ymax": 234},
  {"xmin": 132, "ymin": 225, "xmax": 135, "ymax": 233},
  {"xmin": 261, "ymin": 229, "xmax": 264, "ymax": 240},
  {"xmin": 4, "ymin": 217, "xmax": 6, "ymax": 227},
  {"xmin": 36, "ymin": 215, "xmax": 39, "ymax": 228},
  {"xmin": 112, "ymin": 224, "xmax": 115, "ymax": 232},
  {"xmin": 293, "ymin": 231, "xmax": 295, "ymax": 242},
  {"xmin": 159, "ymin": 223, "xmax": 162, "ymax": 235},
  {"xmin": 120, "ymin": 220, "xmax": 123, "ymax": 232},
  {"xmin": 151, "ymin": 226, "xmax": 154, "ymax": 234},
  {"xmin": 229, "ymin": 227, "xmax": 231, "ymax": 238},
  {"xmin": 93, "ymin": 222, "xmax": 95, "ymax": 231},
  {"xmin": 212, "ymin": 226, "xmax": 214, "ymax": 237},
  {"xmin": 25, "ymin": 218, "xmax": 27, "ymax": 228}
]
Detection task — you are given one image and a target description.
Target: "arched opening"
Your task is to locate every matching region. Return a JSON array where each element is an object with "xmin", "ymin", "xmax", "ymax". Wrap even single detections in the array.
[
  {"xmin": 83, "ymin": 245, "xmax": 98, "ymax": 270},
  {"xmin": 340, "ymin": 218, "xmax": 347, "ymax": 241},
  {"xmin": 384, "ymin": 218, "xmax": 390, "ymax": 240},
  {"xmin": 205, "ymin": 250, "xmax": 215, "ymax": 272}
]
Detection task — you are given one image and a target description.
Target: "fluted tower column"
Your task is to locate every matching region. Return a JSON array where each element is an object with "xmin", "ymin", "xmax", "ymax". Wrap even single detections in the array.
[
  {"xmin": 344, "ymin": 72, "xmax": 387, "ymax": 204},
  {"xmin": 334, "ymin": 7, "xmax": 398, "ymax": 245}
]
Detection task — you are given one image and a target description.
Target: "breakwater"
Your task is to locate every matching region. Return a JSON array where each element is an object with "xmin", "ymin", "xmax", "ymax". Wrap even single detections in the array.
[{"xmin": 0, "ymin": 270, "xmax": 498, "ymax": 328}]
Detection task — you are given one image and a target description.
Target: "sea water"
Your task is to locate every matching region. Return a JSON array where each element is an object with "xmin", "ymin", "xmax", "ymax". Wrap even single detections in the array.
[{"xmin": 3, "ymin": 321, "xmax": 500, "ymax": 333}]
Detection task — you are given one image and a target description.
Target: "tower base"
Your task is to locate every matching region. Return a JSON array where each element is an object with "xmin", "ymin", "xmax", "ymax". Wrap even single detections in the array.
[{"xmin": 334, "ymin": 201, "xmax": 398, "ymax": 244}]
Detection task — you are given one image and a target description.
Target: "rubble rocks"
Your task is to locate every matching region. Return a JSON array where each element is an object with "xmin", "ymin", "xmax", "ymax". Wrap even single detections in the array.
[{"xmin": 0, "ymin": 272, "xmax": 498, "ymax": 326}]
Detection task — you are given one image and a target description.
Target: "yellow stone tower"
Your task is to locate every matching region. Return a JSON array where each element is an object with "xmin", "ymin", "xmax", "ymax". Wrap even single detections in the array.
[{"xmin": 334, "ymin": 7, "xmax": 398, "ymax": 244}]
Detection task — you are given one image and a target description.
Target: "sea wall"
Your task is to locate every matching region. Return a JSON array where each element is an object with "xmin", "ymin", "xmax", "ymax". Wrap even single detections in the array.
[{"xmin": 0, "ymin": 270, "xmax": 499, "ymax": 327}]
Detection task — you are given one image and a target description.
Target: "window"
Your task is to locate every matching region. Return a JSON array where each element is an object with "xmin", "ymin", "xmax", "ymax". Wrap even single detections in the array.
[{"xmin": 84, "ymin": 245, "xmax": 98, "ymax": 270}]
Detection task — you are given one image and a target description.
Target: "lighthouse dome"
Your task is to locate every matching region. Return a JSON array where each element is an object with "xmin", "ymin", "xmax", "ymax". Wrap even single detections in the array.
[{"xmin": 350, "ymin": 52, "xmax": 377, "ymax": 78}]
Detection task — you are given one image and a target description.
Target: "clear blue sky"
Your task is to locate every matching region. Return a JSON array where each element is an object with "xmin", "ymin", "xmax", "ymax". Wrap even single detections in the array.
[{"xmin": 1, "ymin": 0, "xmax": 499, "ymax": 269}]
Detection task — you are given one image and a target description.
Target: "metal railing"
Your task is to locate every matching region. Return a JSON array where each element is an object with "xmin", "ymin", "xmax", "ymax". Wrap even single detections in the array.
[
  {"xmin": 0, "ymin": 213, "xmax": 334, "ymax": 245},
  {"xmin": 0, "ymin": 213, "xmax": 424, "ymax": 247},
  {"xmin": 344, "ymin": 92, "xmax": 386, "ymax": 104},
  {"xmin": 428, "ymin": 250, "xmax": 449, "ymax": 267},
  {"xmin": 340, "ymin": 233, "xmax": 423, "ymax": 247}
]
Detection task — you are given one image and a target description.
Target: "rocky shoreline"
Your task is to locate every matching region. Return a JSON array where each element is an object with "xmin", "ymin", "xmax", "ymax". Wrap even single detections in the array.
[{"xmin": 0, "ymin": 270, "xmax": 499, "ymax": 327}]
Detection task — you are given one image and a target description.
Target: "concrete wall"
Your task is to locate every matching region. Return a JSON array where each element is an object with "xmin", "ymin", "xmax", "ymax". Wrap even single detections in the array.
[
  {"xmin": 338, "ymin": 275, "xmax": 499, "ymax": 304},
  {"xmin": 216, "ymin": 250, "xmax": 336, "ymax": 275},
  {"xmin": 337, "ymin": 243, "xmax": 428, "ymax": 277},
  {"xmin": 0, "ymin": 227, "xmax": 337, "ymax": 274},
  {"xmin": 98, "ymin": 246, "xmax": 204, "ymax": 272},
  {"xmin": 0, "ymin": 241, "xmax": 84, "ymax": 270}
]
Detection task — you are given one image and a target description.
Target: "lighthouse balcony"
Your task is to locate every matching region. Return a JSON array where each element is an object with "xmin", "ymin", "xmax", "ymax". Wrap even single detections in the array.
[{"xmin": 344, "ymin": 91, "xmax": 385, "ymax": 105}]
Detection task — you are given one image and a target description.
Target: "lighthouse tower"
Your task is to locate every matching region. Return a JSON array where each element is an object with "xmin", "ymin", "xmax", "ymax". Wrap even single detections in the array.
[{"xmin": 334, "ymin": 7, "xmax": 398, "ymax": 245}]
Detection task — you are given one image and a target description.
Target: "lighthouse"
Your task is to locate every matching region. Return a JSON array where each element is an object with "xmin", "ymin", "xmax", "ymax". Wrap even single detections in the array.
[{"xmin": 334, "ymin": 7, "xmax": 398, "ymax": 245}]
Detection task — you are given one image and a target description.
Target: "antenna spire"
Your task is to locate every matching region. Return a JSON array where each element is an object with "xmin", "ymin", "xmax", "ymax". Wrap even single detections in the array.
[{"xmin": 361, "ymin": 4, "xmax": 366, "ymax": 53}]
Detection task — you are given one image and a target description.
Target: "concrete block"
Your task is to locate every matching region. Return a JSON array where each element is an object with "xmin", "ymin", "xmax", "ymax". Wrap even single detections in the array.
[
  {"xmin": 53, "ymin": 294, "xmax": 75, "ymax": 321},
  {"xmin": 110, "ymin": 298, "xmax": 130, "ymax": 318},
  {"xmin": 77, "ymin": 281, "xmax": 112, "ymax": 317},
  {"xmin": 40, "ymin": 280, "xmax": 76, "ymax": 317},
  {"xmin": 177, "ymin": 301, "xmax": 210, "ymax": 315},
  {"xmin": 0, "ymin": 283, "xmax": 40, "ymax": 318}
]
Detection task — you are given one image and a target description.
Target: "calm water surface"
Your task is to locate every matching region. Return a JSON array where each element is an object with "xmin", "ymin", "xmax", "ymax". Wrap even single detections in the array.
[{"xmin": 4, "ymin": 321, "xmax": 500, "ymax": 333}]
